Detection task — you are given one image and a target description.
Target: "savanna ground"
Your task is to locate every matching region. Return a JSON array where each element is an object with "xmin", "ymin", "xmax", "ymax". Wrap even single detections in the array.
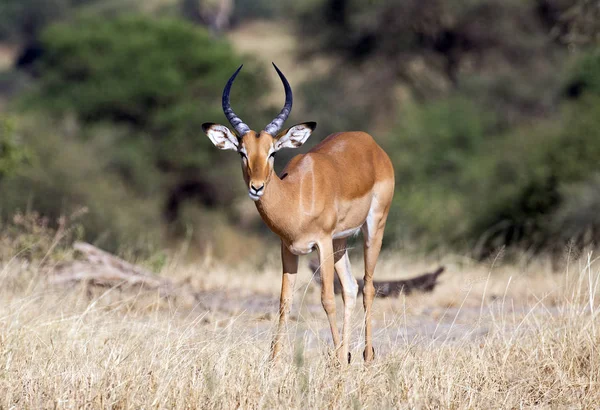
[{"xmin": 0, "ymin": 215, "xmax": 599, "ymax": 409}]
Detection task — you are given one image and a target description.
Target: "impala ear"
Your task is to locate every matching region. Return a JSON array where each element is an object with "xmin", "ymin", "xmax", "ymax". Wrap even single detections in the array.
[
  {"xmin": 202, "ymin": 123, "xmax": 239, "ymax": 151},
  {"xmin": 274, "ymin": 122, "xmax": 316, "ymax": 151}
]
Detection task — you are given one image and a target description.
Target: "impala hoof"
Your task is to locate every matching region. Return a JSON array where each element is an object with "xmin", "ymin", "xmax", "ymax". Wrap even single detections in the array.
[
  {"xmin": 348, "ymin": 352, "xmax": 351, "ymax": 364},
  {"xmin": 363, "ymin": 346, "xmax": 375, "ymax": 361}
]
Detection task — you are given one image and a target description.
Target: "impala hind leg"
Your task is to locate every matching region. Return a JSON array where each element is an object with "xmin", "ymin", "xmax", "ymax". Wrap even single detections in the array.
[
  {"xmin": 271, "ymin": 242, "xmax": 298, "ymax": 361},
  {"xmin": 317, "ymin": 239, "xmax": 342, "ymax": 359},
  {"xmin": 361, "ymin": 202, "xmax": 390, "ymax": 362},
  {"xmin": 362, "ymin": 233, "xmax": 382, "ymax": 362},
  {"xmin": 333, "ymin": 239, "xmax": 359, "ymax": 363}
]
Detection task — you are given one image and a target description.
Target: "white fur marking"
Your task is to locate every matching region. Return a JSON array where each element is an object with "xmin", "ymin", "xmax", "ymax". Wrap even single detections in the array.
[
  {"xmin": 275, "ymin": 124, "xmax": 313, "ymax": 151},
  {"xmin": 332, "ymin": 227, "xmax": 361, "ymax": 239},
  {"xmin": 205, "ymin": 125, "xmax": 238, "ymax": 151},
  {"xmin": 288, "ymin": 241, "xmax": 315, "ymax": 255},
  {"xmin": 340, "ymin": 254, "xmax": 358, "ymax": 300},
  {"xmin": 333, "ymin": 252, "xmax": 358, "ymax": 315},
  {"xmin": 363, "ymin": 193, "xmax": 380, "ymax": 247}
]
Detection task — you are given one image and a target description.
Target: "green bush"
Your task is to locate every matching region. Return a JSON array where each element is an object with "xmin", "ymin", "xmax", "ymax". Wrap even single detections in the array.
[
  {"xmin": 468, "ymin": 53, "xmax": 600, "ymax": 255},
  {"xmin": 384, "ymin": 96, "xmax": 497, "ymax": 246},
  {"xmin": 385, "ymin": 48, "xmax": 600, "ymax": 255},
  {"xmin": 564, "ymin": 48, "xmax": 600, "ymax": 97},
  {"xmin": 0, "ymin": 117, "xmax": 27, "ymax": 180},
  {"xmin": 10, "ymin": 15, "xmax": 271, "ymax": 251},
  {"xmin": 0, "ymin": 116, "xmax": 163, "ymax": 253},
  {"xmin": 27, "ymin": 15, "xmax": 266, "ymax": 179}
]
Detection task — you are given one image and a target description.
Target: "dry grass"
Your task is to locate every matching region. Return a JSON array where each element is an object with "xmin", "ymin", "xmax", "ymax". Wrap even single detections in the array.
[{"xmin": 0, "ymin": 220, "xmax": 599, "ymax": 408}]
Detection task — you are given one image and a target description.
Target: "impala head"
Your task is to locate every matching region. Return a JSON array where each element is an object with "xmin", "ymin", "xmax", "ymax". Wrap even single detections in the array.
[{"xmin": 202, "ymin": 63, "xmax": 316, "ymax": 201}]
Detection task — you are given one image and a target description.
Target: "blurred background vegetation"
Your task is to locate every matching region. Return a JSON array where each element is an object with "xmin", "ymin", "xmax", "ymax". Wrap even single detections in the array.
[{"xmin": 0, "ymin": 0, "xmax": 599, "ymax": 263}]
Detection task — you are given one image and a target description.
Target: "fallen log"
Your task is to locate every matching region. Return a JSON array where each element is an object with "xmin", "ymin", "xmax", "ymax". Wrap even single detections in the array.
[
  {"xmin": 52, "ymin": 242, "xmax": 177, "ymax": 297},
  {"xmin": 309, "ymin": 259, "xmax": 444, "ymax": 298},
  {"xmin": 51, "ymin": 242, "xmax": 277, "ymax": 316}
]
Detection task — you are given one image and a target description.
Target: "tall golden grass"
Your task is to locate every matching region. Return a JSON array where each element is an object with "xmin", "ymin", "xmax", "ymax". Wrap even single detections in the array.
[{"xmin": 0, "ymin": 214, "xmax": 598, "ymax": 408}]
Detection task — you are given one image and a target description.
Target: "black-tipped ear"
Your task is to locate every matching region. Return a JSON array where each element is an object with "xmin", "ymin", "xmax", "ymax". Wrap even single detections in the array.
[
  {"xmin": 203, "ymin": 123, "xmax": 239, "ymax": 151},
  {"xmin": 273, "ymin": 122, "xmax": 316, "ymax": 151},
  {"xmin": 202, "ymin": 122, "xmax": 215, "ymax": 134},
  {"xmin": 275, "ymin": 122, "xmax": 317, "ymax": 139}
]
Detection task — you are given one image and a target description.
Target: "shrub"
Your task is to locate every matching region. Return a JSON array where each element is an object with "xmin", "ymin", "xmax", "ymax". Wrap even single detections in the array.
[
  {"xmin": 0, "ymin": 116, "xmax": 27, "ymax": 180},
  {"xmin": 0, "ymin": 116, "xmax": 163, "ymax": 253},
  {"xmin": 10, "ymin": 15, "xmax": 270, "ymax": 251},
  {"xmin": 384, "ymin": 96, "xmax": 497, "ymax": 246},
  {"xmin": 385, "ymin": 48, "xmax": 600, "ymax": 255},
  {"xmin": 27, "ymin": 15, "xmax": 266, "ymax": 176}
]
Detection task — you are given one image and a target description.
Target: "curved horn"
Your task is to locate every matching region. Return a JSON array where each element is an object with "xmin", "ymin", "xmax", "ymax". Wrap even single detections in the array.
[
  {"xmin": 264, "ymin": 63, "xmax": 293, "ymax": 136},
  {"xmin": 222, "ymin": 65, "xmax": 250, "ymax": 136}
]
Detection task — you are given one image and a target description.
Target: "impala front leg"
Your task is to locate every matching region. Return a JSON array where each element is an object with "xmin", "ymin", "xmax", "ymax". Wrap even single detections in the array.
[
  {"xmin": 317, "ymin": 239, "xmax": 342, "ymax": 360},
  {"xmin": 333, "ymin": 239, "xmax": 358, "ymax": 364},
  {"xmin": 271, "ymin": 242, "xmax": 298, "ymax": 361}
]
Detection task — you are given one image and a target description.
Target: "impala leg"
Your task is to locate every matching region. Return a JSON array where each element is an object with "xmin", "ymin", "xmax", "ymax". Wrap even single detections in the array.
[
  {"xmin": 333, "ymin": 239, "xmax": 358, "ymax": 364},
  {"xmin": 362, "ymin": 230, "xmax": 383, "ymax": 362},
  {"xmin": 317, "ymin": 239, "xmax": 342, "ymax": 357},
  {"xmin": 271, "ymin": 242, "xmax": 298, "ymax": 361}
]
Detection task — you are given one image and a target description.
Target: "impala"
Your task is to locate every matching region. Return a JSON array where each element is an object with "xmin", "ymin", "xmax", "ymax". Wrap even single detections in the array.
[{"xmin": 202, "ymin": 64, "xmax": 395, "ymax": 363}]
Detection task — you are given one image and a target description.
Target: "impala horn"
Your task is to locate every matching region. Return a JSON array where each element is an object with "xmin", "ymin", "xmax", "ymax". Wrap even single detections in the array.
[
  {"xmin": 222, "ymin": 65, "xmax": 250, "ymax": 136},
  {"xmin": 264, "ymin": 63, "xmax": 293, "ymax": 136}
]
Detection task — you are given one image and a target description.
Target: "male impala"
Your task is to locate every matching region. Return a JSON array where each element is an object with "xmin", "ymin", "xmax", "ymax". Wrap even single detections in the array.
[{"xmin": 202, "ymin": 64, "xmax": 395, "ymax": 363}]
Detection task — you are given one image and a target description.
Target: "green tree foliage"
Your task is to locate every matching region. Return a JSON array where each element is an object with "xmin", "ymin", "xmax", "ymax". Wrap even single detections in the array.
[
  {"xmin": 383, "ymin": 96, "xmax": 498, "ymax": 246},
  {"xmin": 29, "ymin": 16, "xmax": 265, "ymax": 175},
  {"xmin": 0, "ymin": 0, "xmax": 71, "ymax": 42},
  {"xmin": 22, "ymin": 16, "xmax": 267, "ymax": 223},
  {"xmin": 545, "ymin": 0, "xmax": 600, "ymax": 48},
  {"xmin": 0, "ymin": 116, "xmax": 162, "ymax": 253},
  {"xmin": 0, "ymin": 117, "xmax": 26, "ymax": 180},
  {"xmin": 385, "ymin": 48, "xmax": 600, "ymax": 255},
  {"xmin": 3, "ymin": 15, "xmax": 270, "ymax": 250},
  {"xmin": 297, "ymin": 0, "xmax": 565, "ymax": 117},
  {"xmin": 565, "ymin": 48, "xmax": 600, "ymax": 97},
  {"xmin": 0, "ymin": 0, "xmax": 178, "ymax": 43}
]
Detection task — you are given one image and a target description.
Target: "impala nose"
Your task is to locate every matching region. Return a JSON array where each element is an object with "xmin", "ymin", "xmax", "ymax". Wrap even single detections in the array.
[{"xmin": 249, "ymin": 183, "xmax": 265, "ymax": 201}]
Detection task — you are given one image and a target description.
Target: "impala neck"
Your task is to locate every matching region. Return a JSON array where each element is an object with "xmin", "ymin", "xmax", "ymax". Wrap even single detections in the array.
[{"xmin": 254, "ymin": 173, "xmax": 294, "ymax": 238}]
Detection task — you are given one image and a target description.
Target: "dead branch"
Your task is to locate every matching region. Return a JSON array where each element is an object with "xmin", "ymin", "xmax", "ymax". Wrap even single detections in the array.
[
  {"xmin": 309, "ymin": 259, "xmax": 445, "ymax": 297},
  {"xmin": 52, "ymin": 242, "xmax": 177, "ymax": 297}
]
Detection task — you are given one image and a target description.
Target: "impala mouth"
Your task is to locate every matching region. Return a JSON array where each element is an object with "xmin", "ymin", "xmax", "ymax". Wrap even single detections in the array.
[{"xmin": 248, "ymin": 190, "xmax": 263, "ymax": 201}]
